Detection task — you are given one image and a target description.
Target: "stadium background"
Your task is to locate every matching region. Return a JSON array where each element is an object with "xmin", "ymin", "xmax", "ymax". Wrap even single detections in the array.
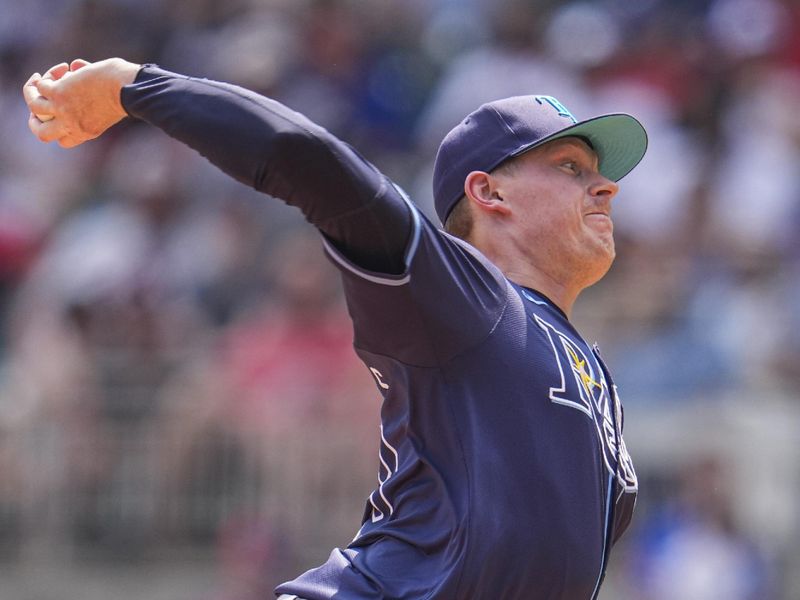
[{"xmin": 2, "ymin": 0, "xmax": 800, "ymax": 598}]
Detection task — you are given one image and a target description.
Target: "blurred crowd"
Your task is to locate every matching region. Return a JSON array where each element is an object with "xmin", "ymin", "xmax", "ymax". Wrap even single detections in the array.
[{"xmin": 2, "ymin": 0, "xmax": 800, "ymax": 598}]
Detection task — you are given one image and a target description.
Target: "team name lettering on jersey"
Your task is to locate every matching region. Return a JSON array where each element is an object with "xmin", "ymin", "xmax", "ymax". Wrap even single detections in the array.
[
  {"xmin": 370, "ymin": 367, "xmax": 390, "ymax": 390},
  {"xmin": 369, "ymin": 423, "xmax": 399, "ymax": 522},
  {"xmin": 534, "ymin": 315, "xmax": 638, "ymax": 493},
  {"xmin": 365, "ymin": 367, "xmax": 399, "ymax": 523}
]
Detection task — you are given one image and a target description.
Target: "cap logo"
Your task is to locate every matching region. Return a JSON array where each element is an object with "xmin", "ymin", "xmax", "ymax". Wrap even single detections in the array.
[{"xmin": 534, "ymin": 95, "xmax": 577, "ymax": 124}]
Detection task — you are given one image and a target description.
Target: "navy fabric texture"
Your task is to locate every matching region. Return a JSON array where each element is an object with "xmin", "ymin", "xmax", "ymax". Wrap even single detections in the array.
[{"xmin": 122, "ymin": 65, "xmax": 413, "ymax": 275}]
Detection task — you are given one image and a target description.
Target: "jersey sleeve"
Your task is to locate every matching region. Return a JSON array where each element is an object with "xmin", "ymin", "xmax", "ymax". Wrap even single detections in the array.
[
  {"xmin": 120, "ymin": 64, "xmax": 413, "ymax": 274},
  {"xmin": 324, "ymin": 184, "xmax": 509, "ymax": 367},
  {"xmin": 120, "ymin": 66, "xmax": 508, "ymax": 363}
]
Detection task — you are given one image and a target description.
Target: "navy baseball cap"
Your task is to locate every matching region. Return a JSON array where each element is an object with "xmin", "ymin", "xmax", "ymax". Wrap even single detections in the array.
[{"xmin": 432, "ymin": 95, "xmax": 648, "ymax": 224}]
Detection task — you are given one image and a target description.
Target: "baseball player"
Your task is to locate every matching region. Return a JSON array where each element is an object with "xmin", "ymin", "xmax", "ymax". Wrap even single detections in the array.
[{"xmin": 24, "ymin": 58, "xmax": 646, "ymax": 599}]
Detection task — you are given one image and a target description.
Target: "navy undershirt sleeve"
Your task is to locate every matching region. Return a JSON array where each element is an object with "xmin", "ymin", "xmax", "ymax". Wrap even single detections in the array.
[{"xmin": 120, "ymin": 65, "xmax": 412, "ymax": 274}]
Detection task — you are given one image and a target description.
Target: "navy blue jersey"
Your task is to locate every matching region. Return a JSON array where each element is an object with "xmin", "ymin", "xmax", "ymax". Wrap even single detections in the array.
[
  {"xmin": 276, "ymin": 189, "xmax": 638, "ymax": 600},
  {"xmin": 121, "ymin": 67, "xmax": 638, "ymax": 600}
]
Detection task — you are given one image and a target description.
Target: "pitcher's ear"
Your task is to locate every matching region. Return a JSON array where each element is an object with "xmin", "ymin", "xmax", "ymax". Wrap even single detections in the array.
[{"xmin": 464, "ymin": 171, "xmax": 511, "ymax": 216}]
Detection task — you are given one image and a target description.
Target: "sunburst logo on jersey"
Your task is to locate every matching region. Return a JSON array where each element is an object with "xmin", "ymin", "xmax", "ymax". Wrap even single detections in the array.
[{"xmin": 566, "ymin": 345, "xmax": 601, "ymax": 398}]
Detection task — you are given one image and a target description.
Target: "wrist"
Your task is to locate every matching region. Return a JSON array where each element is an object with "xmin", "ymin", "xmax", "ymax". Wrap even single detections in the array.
[
  {"xmin": 111, "ymin": 58, "xmax": 142, "ymax": 87},
  {"xmin": 101, "ymin": 58, "xmax": 142, "ymax": 119}
]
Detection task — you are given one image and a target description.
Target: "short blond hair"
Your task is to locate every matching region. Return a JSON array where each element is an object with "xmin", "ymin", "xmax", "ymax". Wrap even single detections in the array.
[{"xmin": 443, "ymin": 196, "xmax": 473, "ymax": 240}]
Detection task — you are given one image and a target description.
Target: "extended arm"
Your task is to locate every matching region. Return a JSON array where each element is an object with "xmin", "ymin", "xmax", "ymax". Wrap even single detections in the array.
[{"xmin": 23, "ymin": 59, "xmax": 412, "ymax": 273}]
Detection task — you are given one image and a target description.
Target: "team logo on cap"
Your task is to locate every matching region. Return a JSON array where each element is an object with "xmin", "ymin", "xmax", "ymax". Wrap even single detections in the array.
[{"xmin": 534, "ymin": 95, "xmax": 577, "ymax": 124}]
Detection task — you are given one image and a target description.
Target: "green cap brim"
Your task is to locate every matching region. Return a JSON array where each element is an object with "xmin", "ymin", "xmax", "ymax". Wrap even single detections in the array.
[{"xmin": 512, "ymin": 113, "xmax": 648, "ymax": 182}]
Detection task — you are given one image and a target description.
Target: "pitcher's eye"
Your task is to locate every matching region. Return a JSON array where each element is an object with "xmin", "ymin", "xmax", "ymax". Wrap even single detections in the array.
[{"xmin": 561, "ymin": 161, "xmax": 579, "ymax": 175}]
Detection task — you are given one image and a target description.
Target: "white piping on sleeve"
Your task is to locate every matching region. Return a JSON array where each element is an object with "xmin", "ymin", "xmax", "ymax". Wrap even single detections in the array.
[{"xmin": 321, "ymin": 183, "xmax": 422, "ymax": 286}]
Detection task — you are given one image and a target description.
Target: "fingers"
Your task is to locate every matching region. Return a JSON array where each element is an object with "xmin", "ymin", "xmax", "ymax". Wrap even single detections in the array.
[
  {"xmin": 23, "ymin": 72, "xmax": 56, "ymax": 120},
  {"xmin": 28, "ymin": 111, "xmax": 86, "ymax": 147},
  {"xmin": 27, "ymin": 112, "xmax": 61, "ymax": 143},
  {"xmin": 35, "ymin": 76, "xmax": 58, "ymax": 99},
  {"xmin": 28, "ymin": 114, "xmax": 85, "ymax": 147},
  {"xmin": 25, "ymin": 69, "xmax": 67, "ymax": 142},
  {"xmin": 26, "ymin": 93, "xmax": 54, "ymax": 120},
  {"xmin": 70, "ymin": 58, "xmax": 91, "ymax": 72},
  {"xmin": 24, "ymin": 58, "xmax": 122, "ymax": 147},
  {"xmin": 43, "ymin": 62, "xmax": 70, "ymax": 81},
  {"xmin": 23, "ymin": 71, "xmax": 41, "ymax": 93}
]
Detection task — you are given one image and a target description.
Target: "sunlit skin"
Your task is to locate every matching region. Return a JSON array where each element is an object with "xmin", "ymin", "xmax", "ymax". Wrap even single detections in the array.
[
  {"xmin": 23, "ymin": 58, "xmax": 140, "ymax": 148},
  {"xmin": 463, "ymin": 137, "xmax": 619, "ymax": 318}
]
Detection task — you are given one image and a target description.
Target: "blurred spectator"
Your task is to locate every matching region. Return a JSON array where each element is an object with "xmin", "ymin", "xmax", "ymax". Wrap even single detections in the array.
[
  {"xmin": 622, "ymin": 456, "xmax": 771, "ymax": 600},
  {"xmin": 154, "ymin": 230, "xmax": 377, "ymax": 579}
]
